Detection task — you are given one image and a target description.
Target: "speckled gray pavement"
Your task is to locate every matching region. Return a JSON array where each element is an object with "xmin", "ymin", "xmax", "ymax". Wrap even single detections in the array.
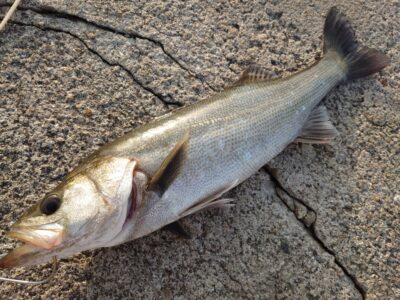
[{"xmin": 0, "ymin": 1, "xmax": 398, "ymax": 299}]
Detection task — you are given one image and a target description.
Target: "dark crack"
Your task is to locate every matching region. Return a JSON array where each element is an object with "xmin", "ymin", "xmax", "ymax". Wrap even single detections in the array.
[
  {"xmin": 263, "ymin": 165, "xmax": 366, "ymax": 299},
  {"xmin": 264, "ymin": 165, "xmax": 316, "ymax": 216},
  {"xmin": 214, "ymin": 259, "xmax": 256, "ymax": 299},
  {"xmin": 217, "ymin": 261, "xmax": 245, "ymax": 290},
  {"xmin": 10, "ymin": 20, "xmax": 182, "ymax": 108},
  {"xmin": 0, "ymin": 3, "xmax": 217, "ymax": 92}
]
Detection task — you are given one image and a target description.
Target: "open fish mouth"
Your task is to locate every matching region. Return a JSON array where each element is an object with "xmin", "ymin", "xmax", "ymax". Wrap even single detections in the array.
[{"xmin": 0, "ymin": 222, "xmax": 65, "ymax": 268}]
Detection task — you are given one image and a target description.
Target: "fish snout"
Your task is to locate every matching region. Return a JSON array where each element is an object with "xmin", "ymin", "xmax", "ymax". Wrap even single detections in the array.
[
  {"xmin": 7, "ymin": 221, "xmax": 66, "ymax": 250},
  {"xmin": 0, "ymin": 221, "xmax": 65, "ymax": 269}
]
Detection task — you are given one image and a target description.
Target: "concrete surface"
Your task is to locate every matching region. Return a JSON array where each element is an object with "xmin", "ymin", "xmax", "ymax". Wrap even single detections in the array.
[{"xmin": 0, "ymin": 0, "xmax": 398, "ymax": 299}]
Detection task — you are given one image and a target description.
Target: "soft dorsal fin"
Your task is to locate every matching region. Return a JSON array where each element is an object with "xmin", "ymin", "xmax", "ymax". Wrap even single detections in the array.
[
  {"xmin": 295, "ymin": 105, "xmax": 338, "ymax": 144},
  {"xmin": 234, "ymin": 65, "xmax": 278, "ymax": 86},
  {"xmin": 148, "ymin": 132, "xmax": 189, "ymax": 195}
]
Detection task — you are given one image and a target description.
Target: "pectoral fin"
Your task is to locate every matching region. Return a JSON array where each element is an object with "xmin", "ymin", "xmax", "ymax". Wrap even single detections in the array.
[
  {"xmin": 295, "ymin": 105, "xmax": 338, "ymax": 144},
  {"xmin": 148, "ymin": 132, "xmax": 189, "ymax": 196}
]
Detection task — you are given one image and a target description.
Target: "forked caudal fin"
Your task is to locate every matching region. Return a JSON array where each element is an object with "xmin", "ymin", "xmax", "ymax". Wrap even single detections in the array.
[{"xmin": 323, "ymin": 7, "xmax": 389, "ymax": 80}]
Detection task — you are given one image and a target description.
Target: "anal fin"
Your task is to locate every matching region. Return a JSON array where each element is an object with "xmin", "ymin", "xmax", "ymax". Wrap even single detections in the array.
[{"xmin": 295, "ymin": 105, "xmax": 338, "ymax": 144}]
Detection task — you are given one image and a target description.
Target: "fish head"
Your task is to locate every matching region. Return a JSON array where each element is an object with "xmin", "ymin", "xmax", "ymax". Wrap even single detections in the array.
[{"xmin": 0, "ymin": 156, "xmax": 138, "ymax": 268}]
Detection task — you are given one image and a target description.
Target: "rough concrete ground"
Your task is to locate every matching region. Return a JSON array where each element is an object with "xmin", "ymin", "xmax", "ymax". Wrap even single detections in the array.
[{"xmin": 0, "ymin": 0, "xmax": 398, "ymax": 299}]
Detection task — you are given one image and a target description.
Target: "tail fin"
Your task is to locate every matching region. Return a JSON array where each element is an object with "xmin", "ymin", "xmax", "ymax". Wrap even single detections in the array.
[{"xmin": 323, "ymin": 7, "xmax": 389, "ymax": 80}]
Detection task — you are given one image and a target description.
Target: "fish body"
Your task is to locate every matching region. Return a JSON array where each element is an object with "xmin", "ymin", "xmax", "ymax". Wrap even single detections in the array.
[
  {"xmin": 101, "ymin": 54, "xmax": 342, "ymax": 241},
  {"xmin": 0, "ymin": 7, "xmax": 389, "ymax": 268}
]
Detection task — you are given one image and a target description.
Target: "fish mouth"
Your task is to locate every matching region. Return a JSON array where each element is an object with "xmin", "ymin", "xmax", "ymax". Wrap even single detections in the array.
[
  {"xmin": 0, "ymin": 244, "xmax": 42, "ymax": 269},
  {"xmin": 0, "ymin": 222, "xmax": 65, "ymax": 269},
  {"xmin": 7, "ymin": 222, "xmax": 65, "ymax": 250}
]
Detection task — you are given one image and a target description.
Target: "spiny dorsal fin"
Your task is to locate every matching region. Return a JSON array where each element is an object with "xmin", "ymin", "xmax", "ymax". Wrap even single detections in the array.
[
  {"xmin": 148, "ymin": 132, "xmax": 189, "ymax": 195},
  {"xmin": 295, "ymin": 106, "xmax": 338, "ymax": 144},
  {"xmin": 234, "ymin": 65, "xmax": 278, "ymax": 86}
]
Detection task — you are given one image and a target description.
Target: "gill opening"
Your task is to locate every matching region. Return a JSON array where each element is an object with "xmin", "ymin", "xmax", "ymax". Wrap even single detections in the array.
[{"xmin": 0, "ymin": 256, "xmax": 58, "ymax": 285}]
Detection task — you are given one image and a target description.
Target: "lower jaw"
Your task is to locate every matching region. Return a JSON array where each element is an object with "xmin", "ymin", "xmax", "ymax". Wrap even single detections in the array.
[
  {"xmin": 0, "ymin": 244, "xmax": 41, "ymax": 268},
  {"xmin": 0, "ymin": 228, "xmax": 65, "ymax": 268},
  {"xmin": 7, "ymin": 227, "xmax": 65, "ymax": 250}
]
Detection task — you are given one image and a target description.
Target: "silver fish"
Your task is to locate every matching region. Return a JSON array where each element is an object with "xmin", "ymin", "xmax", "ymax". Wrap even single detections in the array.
[{"xmin": 0, "ymin": 7, "xmax": 389, "ymax": 268}]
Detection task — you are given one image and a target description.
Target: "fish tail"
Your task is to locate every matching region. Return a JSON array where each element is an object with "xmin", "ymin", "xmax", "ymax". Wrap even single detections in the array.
[{"xmin": 323, "ymin": 7, "xmax": 389, "ymax": 80}]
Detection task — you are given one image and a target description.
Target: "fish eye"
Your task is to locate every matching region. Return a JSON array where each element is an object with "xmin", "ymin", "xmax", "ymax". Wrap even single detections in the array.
[{"xmin": 40, "ymin": 195, "xmax": 62, "ymax": 215}]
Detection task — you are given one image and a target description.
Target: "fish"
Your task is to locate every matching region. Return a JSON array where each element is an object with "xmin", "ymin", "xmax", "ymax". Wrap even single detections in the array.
[{"xmin": 0, "ymin": 7, "xmax": 389, "ymax": 268}]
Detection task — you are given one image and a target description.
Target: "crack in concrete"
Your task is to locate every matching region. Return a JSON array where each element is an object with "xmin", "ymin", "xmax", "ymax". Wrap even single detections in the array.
[
  {"xmin": 217, "ymin": 261, "xmax": 245, "ymax": 291},
  {"xmin": 0, "ymin": 3, "xmax": 217, "ymax": 92},
  {"xmin": 263, "ymin": 165, "xmax": 366, "ymax": 299},
  {"xmin": 264, "ymin": 165, "xmax": 316, "ymax": 217},
  {"xmin": 10, "ymin": 20, "xmax": 182, "ymax": 108},
  {"xmin": 210, "ymin": 258, "xmax": 255, "ymax": 299}
]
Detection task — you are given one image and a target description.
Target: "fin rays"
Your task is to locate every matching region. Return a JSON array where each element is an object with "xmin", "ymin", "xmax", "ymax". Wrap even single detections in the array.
[
  {"xmin": 148, "ymin": 132, "xmax": 190, "ymax": 196},
  {"xmin": 295, "ymin": 106, "xmax": 338, "ymax": 144},
  {"xmin": 180, "ymin": 180, "xmax": 238, "ymax": 218},
  {"xmin": 233, "ymin": 65, "xmax": 279, "ymax": 86}
]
